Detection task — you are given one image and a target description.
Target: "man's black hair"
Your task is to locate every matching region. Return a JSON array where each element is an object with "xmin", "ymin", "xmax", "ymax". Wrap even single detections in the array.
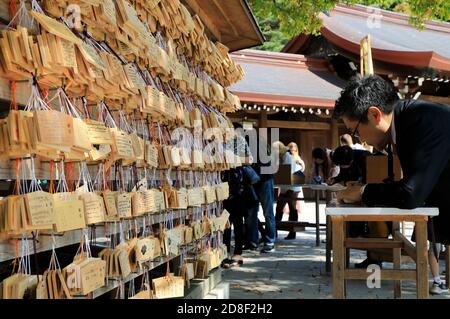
[
  {"xmin": 333, "ymin": 75, "xmax": 399, "ymax": 123},
  {"xmin": 332, "ymin": 146, "xmax": 354, "ymax": 166},
  {"xmin": 312, "ymin": 147, "xmax": 326, "ymax": 160}
]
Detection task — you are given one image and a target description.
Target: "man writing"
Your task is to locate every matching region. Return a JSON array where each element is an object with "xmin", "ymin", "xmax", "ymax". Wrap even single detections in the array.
[{"xmin": 333, "ymin": 75, "xmax": 450, "ymax": 295}]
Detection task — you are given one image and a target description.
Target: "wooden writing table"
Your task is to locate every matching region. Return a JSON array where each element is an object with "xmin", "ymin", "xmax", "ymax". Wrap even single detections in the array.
[{"xmin": 325, "ymin": 207, "xmax": 439, "ymax": 299}]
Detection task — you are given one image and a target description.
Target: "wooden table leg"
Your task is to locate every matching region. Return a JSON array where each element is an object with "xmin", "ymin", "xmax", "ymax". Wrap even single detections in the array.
[
  {"xmin": 344, "ymin": 222, "xmax": 350, "ymax": 268},
  {"xmin": 326, "ymin": 215, "xmax": 332, "ymax": 273},
  {"xmin": 393, "ymin": 221, "xmax": 402, "ymax": 298},
  {"xmin": 415, "ymin": 220, "xmax": 429, "ymax": 299},
  {"xmin": 315, "ymin": 190, "xmax": 320, "ymax": 247},
  {"xmin": 332, "ymin": 216, "xmax": 345, "ymax": 299},
  {"xmin": 445, "ymin": 245, "xmax": 450, "ymax": 287}
]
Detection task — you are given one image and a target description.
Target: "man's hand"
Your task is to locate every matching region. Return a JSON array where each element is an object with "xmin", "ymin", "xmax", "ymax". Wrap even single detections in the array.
[{"xmin": 336, "ymin": 185, "xmax": 364, "ymax": 204}]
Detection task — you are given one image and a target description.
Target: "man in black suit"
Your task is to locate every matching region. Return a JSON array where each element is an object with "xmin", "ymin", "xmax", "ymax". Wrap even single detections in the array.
[{"xmin": 333, "ymin": 75, "xmax": 450, "ymax": 295}]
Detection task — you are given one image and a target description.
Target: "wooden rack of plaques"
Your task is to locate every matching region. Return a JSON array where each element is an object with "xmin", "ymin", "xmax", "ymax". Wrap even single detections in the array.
[{"xmin": 0, "ymin": 0, "xmax": 241, "ymax": 299}]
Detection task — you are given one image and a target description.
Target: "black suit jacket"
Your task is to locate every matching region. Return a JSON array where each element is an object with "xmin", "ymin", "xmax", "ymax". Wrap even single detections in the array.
[
  {"xmin": 334, "ymin": 149, "xmax": 370, "ymax": 184},
  {"xmin": 362, "ymin": 99, "xmax": 450, "ymax": 242}
]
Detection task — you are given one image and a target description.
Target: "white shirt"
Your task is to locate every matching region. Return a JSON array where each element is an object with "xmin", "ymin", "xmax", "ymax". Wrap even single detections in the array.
[
  {"xmin": 352, "ymin": 143, "xmax": 367, "ymax": 151},
  {"xmin": 279, "ymin": 152, "xmax": 304, "ymax": 194}
]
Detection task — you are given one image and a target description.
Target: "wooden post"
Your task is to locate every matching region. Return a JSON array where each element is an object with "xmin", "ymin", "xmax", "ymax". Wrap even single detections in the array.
[
  {"xmin": 259, "ymin": 110, "xmax": 267, "ymax": 128},
  {"xmin": 392, "ymin": 221, "xmax": 402, "ymax": 298},
  {"xmin": 332, "ymin": 216, "xmax": 345, "ymax": 299},
  {"xmin": 360, "ymin": 34, "xmax": 374, "ymax": 76},
  {"xmin": 326, "ymin": 215, "xmax": 332, "ymax": 273},
  {"xmin": 330, "ymin": 119, "xmax": 339, "ymax": 149},
  {"xmin": 315, "ymin": 190, "xmax": 320, "ymax": 247},
  {"xmin": 415, "ymin": 220, "xmax": 429, "ymax": 299}
]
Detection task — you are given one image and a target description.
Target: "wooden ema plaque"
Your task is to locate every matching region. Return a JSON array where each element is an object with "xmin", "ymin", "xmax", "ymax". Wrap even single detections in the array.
[
  {"xmin": 102, "ymin": 190, "xmax": 119, "ymax": 221},
  {"xmin": 24, "ymin": 191, "xmax": 55, "ymax": 229},
  {"xmin": 187, "ymin": 187, "xmax": 203, "ymax": 207},
  {"xmin": 145, "ymin": 142, "xmax": 159, "ymax": 168},
  {"xmin": 54, "ymin": 198, "xmax": 86, "ymax": 232},
  {"xmin": 135, "ymin": 237, "xmax": 153, "ymax": 263},
  {"xmin": 30, "ymin": 11, "xmax": 82, "ymax": 45},
  {"xmin": 33, "ymin": 110, "xmax": 74, "ymax": 150},
  {"xmin": 80, "ymin": 193, "xmax": 106, "ymax": 225},
  {"xmin": 152, "ymin": 274, "xmax": 184, "ymax": 299},
  {"xmin": 72, "ymin": 118, "xmax": 92, "ymax": 152},
  {"xmin": 116, "ymin": 192, "xmax": 132, "ymax": 218},
  {"xmin": 78, "ymin": 258, "xmax": 106, "ymax": 295},
  {"xmin": 110, "ymin": 128, "xmax": 134, "ymax": 160},
  {"xmin": 85, "ymin": 120, "xmax": 113, "ymax": 145}
]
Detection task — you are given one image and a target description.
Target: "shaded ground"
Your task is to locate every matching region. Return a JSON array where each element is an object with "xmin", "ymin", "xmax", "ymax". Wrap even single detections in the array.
[{"xmin": 221, "ymin": 201, "xmax": 450, "ymax": 299}]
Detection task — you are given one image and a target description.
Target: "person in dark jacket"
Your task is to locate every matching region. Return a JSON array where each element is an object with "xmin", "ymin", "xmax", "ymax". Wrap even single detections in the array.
[
  {"xmin": 331, "ymin": 146, "xmax": 370, "ymax": 185},
  {"xmin": 245, "ymin": 130, "xmax": 276, "ymax": 253},
  {"xmin": 334, "ymin": 74, "xmax": 450, "ymax": 295}
]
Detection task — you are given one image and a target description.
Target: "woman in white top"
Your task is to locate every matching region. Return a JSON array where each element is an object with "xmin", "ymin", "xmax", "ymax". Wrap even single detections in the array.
[
  {"xmin": 288, "ymin": 142, "xmax": 305, "ymax": 176},
  {"xmin": 273, "ymin": 141, "xmax": 305, "ymax": 240}
]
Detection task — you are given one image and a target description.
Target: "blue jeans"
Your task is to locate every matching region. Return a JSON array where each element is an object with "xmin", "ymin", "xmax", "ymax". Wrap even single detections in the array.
[{"xmin": 246, "ymin": 178, "xmax": 275, "ymax": 246}]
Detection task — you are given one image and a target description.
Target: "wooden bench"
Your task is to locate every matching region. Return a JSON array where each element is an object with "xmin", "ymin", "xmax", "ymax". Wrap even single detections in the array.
[{"xmin": 326, "ymin": 207, "xmax": 439, "ymax": 299}]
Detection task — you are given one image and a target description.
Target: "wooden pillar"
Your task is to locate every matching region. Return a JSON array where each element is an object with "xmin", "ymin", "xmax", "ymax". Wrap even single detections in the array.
[
  {"xmin": 330, "ymin": 119, "xmax": 339, "ymax": 149},
  {"xmin": 392, "ymin": 221, "xmax": 402, "ymax": 298},
  {"xmin": 259, "ymin": 110, "xmax": 267, "ymax": 128},
  {"xmin": 332, "ymin": 216, "xmax": 346, "ymax": 299},
  {"xmin": 415, "ymin": 220, "xmax": 429, "ymax": 299}
]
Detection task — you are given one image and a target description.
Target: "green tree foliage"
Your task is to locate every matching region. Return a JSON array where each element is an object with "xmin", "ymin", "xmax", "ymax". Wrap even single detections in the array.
[
  {"xmin": 256, "ymin": 18, "xmax": 291, "ymax": 51},
  {"xmin": 249, "ymin": 0, "xmax": 450, "ymax": 51}
]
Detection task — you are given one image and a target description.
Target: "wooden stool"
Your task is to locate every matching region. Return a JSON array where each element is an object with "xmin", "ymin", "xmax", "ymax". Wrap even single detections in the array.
[{"xmin": 326, "ymin": 207, "xmax": 439, "ymax": 299}]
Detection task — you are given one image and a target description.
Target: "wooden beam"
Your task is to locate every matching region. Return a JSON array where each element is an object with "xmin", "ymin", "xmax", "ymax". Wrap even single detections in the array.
[
  {"xmin": 259, "ymin": 110, "xmax": 267, "ymax": 128},
  {"xmin": 212, "ymin": 0, "xmax": 239, "ymax": 37},
  {"xmin": 184, "ymin": 0, "xmax": 222, "ymax": 42},
  {"xmin": 394, "ymin": 230, "xmax": 417, "ymax": 262},
  {"xmin": 330, "ymin": 119, "xmax": 339, "ymax": 148},
  {"xmin": 344, "ymin": 238, "xmax": 404, "ymax": 249},
  {"xmin": 233, "ymin": 91, "xmax": 336, "ymax": 108},
  {"xmin": 266, "ymin": 120, "xmax": 330, "ymax": 130},
  {"xmin": 345, "ymin": 269, "xmax": 416, "ymax": 281}
]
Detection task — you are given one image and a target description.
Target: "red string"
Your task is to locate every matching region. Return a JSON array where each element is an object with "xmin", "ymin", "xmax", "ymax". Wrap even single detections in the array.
[
  {"xmin": 41, "ymin": 88, "xmax": 49, "ymax": 104},
  {"xmin": 66, "ymin": 162, "xmax": 73, "ymax": 192},
  {"xmin": 10, "ymin": 239, "xmax": 19, "ymax": 274},
  {"xmin": 10, "ymin": 80, "xmax": 17, "ymax": 110},
  {"xmin": 106, "ymin": 165, "xmax": 111, "ymax": 190},
  {"xmin": 49, "ymin": 160, "xmax": 54, "ymax": 194},
  {"xmin": 9, "ymin": 0, "xmax": 17, "ymax": 27}
]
